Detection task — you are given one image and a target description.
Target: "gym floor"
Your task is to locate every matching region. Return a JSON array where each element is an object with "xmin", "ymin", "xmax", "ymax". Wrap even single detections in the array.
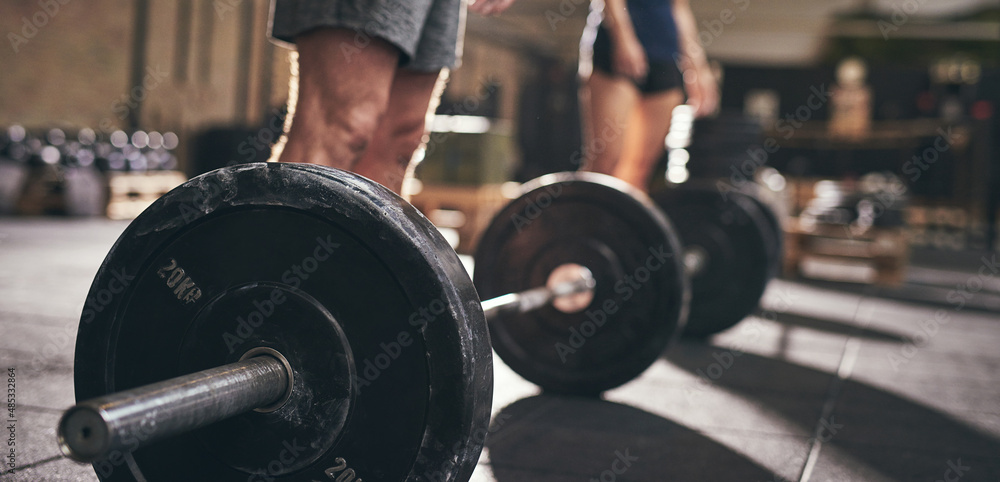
[{"xmin": 1, "ymin": 218, "xmax": 998, "ymax": 481}]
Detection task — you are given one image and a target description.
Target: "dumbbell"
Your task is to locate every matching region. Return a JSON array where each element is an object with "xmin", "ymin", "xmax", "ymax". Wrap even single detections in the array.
[{"xmin": 57, "ymin": 164, "xmax": 684, "ymax": 481}]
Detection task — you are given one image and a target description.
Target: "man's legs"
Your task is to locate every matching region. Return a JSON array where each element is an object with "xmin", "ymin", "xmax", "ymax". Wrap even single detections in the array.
[
  {"xmin": 354, "ymin": 69, "xmax": 447, "ymax": 193},
  {"xmin": 272, "ymin": 28, "xmax": 446, "ymax": 195},
  {"xmin": 275, "ymin": 29, "xmax": 399, "ymax": 171}
]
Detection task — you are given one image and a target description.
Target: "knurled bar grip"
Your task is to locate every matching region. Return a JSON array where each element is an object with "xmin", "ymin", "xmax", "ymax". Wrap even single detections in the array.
[{"xmin": 58, "ymin": 356, "xmax": 290, "ymax": 463}]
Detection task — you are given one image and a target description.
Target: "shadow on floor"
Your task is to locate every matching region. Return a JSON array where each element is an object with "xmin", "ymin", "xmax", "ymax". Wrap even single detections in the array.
[
  {"xmin": 486, "ymin": 394, "xmax": 778, "ymax": 481},
  {"xmin": 766, "ymin": 310, "xmax": 911, "ymax": 343},
  {"xmin": 667, "ymin": 340, "xmax": 1000, "ymax": 481},
  {"xmin": 795, "ymin": 277, "xmax": 1000, "ymax": 313}
]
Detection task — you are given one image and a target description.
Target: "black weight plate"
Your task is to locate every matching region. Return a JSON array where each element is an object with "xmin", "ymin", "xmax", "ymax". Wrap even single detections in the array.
[
  {"xmin": 73, "ymin": 163, "xmax": 492, "ymax": 482},
  {"xmin": 746, "ymin": 192, "xmax": 783, "ymax": 278},
  {"xmin": 654, "ymin": 185, "xmax": 773, "ymax": 337},
  {"xmin": 727, "ymin": 184, "xmax": 783, "ymax": 279},
  {"xmin": 474, "ymin": 172, "xmax": 688, "ymax": 395}
]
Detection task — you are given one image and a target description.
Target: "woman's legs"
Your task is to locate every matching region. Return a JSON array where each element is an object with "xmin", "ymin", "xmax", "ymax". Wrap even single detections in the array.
[
  {"xmin": 582, "ymin": 67, "xmax": 685, "ymax": 191},
  {"xmin": 613, "ymin": 87, "xmax": 685, "ymax": 189},
  {"xmin": 581, "ymin": 69, "xmax": 640, "ymax": 176}
]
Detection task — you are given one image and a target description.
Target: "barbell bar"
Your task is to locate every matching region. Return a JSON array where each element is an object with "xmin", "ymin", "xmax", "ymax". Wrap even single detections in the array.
[
  {"xmin": 58, "ymin": 355, "xmax": 291, "ymax": 463},
  {"xmin": 58, "ymin": 269, "xmax": 595, "ymax": 464}
]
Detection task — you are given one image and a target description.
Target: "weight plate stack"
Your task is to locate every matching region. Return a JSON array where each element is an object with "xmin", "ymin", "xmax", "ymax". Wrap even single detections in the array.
[
  {"xmin": 729, "ymin": 183, "xmax": 784, "ymax": 280},
  {"xmin": 654, "ymin": 184, "xmax": 776, "ymax": 337}
]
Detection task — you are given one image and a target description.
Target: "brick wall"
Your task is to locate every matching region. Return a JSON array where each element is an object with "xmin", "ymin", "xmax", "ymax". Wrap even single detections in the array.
[{"xmin": 1, "ymin": 0, "xmax": 290, "ymax": 169}]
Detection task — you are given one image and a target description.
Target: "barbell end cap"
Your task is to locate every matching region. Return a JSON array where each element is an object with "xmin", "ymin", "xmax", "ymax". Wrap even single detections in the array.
[{"xmin": 57, "ymin": 405, "xmax": 112, "ymax": 463}]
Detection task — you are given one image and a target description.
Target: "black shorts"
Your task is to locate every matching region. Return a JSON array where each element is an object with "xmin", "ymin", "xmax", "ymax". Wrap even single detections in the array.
[{"xmin": 591, "ymin": 26, "xmax": 684, "ymax": 95}]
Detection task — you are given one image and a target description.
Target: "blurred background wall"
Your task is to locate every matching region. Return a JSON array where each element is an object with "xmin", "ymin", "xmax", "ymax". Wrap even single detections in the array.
[{"xmin": 1, "ymin": 0, "xmax": 998, "ymax": 255}]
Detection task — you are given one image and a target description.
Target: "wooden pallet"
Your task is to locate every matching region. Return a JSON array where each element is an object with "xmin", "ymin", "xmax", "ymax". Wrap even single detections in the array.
[
  {"xmin": 106, "ymin": 171, "xmax": 188, "ymax": 220},
  {"xmin": 784, "ymin": 217, "xmax": 909, "ymax": 285},
  {"xmin": 14, "ymin": 165, "xmax": 108, "ymax": 216},
  {"xmin": 15, "ymin": 166, "xmax": 66, "ymax": 216},
  {"xmin": 408, "ymin": 183, "xmax": 516, "ymax": 255}
]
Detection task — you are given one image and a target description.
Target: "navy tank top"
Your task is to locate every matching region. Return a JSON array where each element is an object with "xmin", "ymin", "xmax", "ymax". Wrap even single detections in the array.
[{"xmin": 619, "ymin": 0, "xmax": 679, "ymax": 62}]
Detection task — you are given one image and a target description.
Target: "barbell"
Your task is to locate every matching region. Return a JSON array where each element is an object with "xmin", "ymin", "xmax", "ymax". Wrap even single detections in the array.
[
  {"xmin": 58, "ymin": 164, "xmax": 687, "ymax": 481},
  {"xmin": 57, "ymin": 162, "xmax": 779, "ymax": 481}
]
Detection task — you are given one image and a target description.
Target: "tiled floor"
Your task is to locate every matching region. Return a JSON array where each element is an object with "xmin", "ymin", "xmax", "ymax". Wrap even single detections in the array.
[{"xmin": 1, "ymin": 218, "xmax": 998, "ymax": 481}]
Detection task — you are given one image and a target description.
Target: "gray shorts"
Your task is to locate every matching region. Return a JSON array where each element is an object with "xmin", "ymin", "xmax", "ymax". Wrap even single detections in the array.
[{"xmin": 269, "ymin": 0, "xmax": 465, "ymax": 72}]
